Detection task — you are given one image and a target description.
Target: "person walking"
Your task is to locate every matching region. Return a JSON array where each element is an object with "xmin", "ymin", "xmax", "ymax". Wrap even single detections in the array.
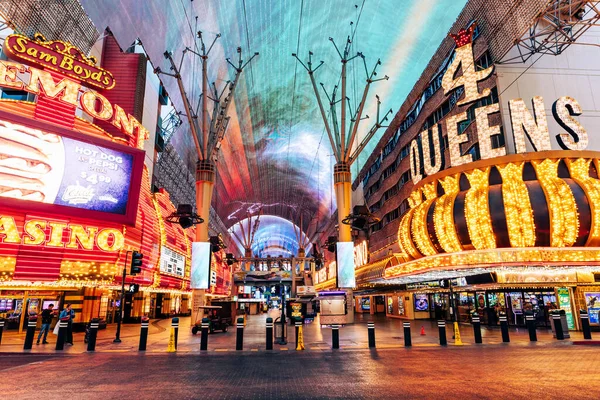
[
  {"xmin": 36, "ymin": 303, "xmax": 55, "ymax": 345},
  {"xmin": 60, "ymin": 304, "xmax": 75, "ymax": 345}
]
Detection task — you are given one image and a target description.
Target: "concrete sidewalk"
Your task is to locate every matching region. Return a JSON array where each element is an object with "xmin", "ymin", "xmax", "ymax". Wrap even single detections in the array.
[{"xmin": 0, "ymin": 311, "xmax": 593, "ymax": 354}]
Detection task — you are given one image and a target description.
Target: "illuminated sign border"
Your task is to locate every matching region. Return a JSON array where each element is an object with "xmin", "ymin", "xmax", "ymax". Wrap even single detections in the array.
[
  {"xmin": 3, "ymin": 33, "xmax": 116, "ymax": 90},
  {"xmin": 0, "ymin": 109, "xmax": 144, "ymax": 226}
]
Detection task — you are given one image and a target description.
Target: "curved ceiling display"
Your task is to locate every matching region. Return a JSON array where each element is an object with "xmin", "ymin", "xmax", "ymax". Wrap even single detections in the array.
[
  {"xmin": 229, "ymin": 215, "xmax": 312, "ymax": 258},
  {"xmin": 79, "ymin": 0, "xmax": 467, "ymax": 250}
]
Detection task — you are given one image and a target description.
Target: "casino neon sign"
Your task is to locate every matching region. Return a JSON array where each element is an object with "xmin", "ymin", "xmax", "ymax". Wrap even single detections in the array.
[
  {"xmin": 409, "ymin": 24, "xmax": 591, "ymax": 185},
  {"xmin": 0, "ymin": 216, "xmax": 125, "ymax": 252},
  {"xmin": 0, "ymin": 35, "xmax": 148, "ymax": 144}
]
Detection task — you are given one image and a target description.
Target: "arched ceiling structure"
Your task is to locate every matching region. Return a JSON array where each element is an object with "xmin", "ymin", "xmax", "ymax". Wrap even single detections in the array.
[
  {"xmin": 229, "ymin": 215, "xmax": 312, "ymax": 258},
  {"xmin": 79, "ymin": 0, "xmax": 467, "ymax": 244}
]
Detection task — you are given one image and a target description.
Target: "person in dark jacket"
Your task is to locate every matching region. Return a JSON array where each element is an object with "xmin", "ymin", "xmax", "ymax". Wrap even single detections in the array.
[{"xmin": 37, "ymin": 303, "xmax": 55, "ymax": 344}]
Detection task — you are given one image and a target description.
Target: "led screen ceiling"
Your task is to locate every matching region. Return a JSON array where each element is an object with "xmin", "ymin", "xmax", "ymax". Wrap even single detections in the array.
[
  {"xmin": 229, "ymin": 215, "xmax": 312, "ymax": 258},
  {"xmin": 80, "ymin": 0, "xmax": 467, "ymax": 244}
]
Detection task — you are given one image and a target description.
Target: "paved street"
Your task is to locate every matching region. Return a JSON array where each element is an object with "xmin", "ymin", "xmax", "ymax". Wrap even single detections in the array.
[{"xmin": 1, "ymin": 345, "xmax": 599, "ymax": 399}]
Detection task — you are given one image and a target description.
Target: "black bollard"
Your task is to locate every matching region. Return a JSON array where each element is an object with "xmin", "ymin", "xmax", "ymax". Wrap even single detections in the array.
[
  {"xmin": 0, "ymin": 318, "xmax": 4, "ymax": 345},
  {"xmin": 295, "ymin": 320, "xmax": 302, "ymax": 349},
  {"xmin": 472, "ymin": 314, "xmax": 482, "ymax": 344},
  {"xmin": 139, "ymin": 317, "xmax": 149, "ymax": 351},
  {"xmin": 403, "ymin": 322, "xmax": 412, "ymax": 347},
  {"xmin": 332, "ymin": 324, "xmax": 340, "ymax": 349},
  {"xmin": 55, "ymin": 317, "xmax": 69, "ymax": 350},
  {"xmin": 266, "ymin": 317, "xmax": 273, "ymax": 350},
  {"xmin": 580, "ymin": 310, "xmax": 592, "ymax": 340},
  {"xmin": 87, "ymin": 318, "xmax": 99, "ymax": 352},
  {"xmin": 200, "ymin": 318, "xmax": 209, "ymax": 351},
  {"xmin": 24, "ymin": 316, "xmax": 37, "ymax": 350},
  {"xmin": 368, "ymin": 322, "xmax": 376, "ymax": 348},
  {"xmin": 499, "ymin": 314, "xmax": 510, "ymax": 343},
  {"xmin": 525, "ymin": 313, "xmax": 537, "ymax": 342},
  {"xmin": 438, "ymin": 320, "xmax": 447, "ymax": 346},
  {"xmin": 236, "ymin": 317, "xmax": 244, "ymax": 351},
  {"xmin": 172, "ymin": 317, "xmax": 179, "ymax": 350},
  {"xmin": 552, "ymin": 314, "xmax": 564, "ymax": 340}
]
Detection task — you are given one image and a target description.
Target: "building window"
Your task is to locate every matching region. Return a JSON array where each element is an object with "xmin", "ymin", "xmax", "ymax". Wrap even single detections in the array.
[{"xmin": 1, "ymin": 90, "xmax": 29, "ymax": 101}]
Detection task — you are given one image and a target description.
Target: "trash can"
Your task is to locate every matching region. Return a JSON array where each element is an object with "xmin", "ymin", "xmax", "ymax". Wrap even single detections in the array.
[{"xmin": 550, "ymin": 310, "xmax": 570, "ymax": 339}]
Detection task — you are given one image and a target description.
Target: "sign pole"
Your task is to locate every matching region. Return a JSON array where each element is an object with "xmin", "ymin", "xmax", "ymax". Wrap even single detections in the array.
[{"xmin": 114, "ymin": 251, "xmax": 130, "ymax": 343}]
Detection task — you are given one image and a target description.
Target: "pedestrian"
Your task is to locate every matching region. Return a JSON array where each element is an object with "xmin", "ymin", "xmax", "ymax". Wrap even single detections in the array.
[
  {"xmin": 37, "ymin": 303, "xmax": 55, "ymax": 345},
  {"xmin": 60, "ymin": 303, "xmax": 75, "ymax": 345}
]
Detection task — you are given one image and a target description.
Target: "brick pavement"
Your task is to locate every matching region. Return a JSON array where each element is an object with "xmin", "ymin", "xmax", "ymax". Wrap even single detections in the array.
[{"xmin": 1, "ymin": 345, "xmax": 599, "ymax": 399}]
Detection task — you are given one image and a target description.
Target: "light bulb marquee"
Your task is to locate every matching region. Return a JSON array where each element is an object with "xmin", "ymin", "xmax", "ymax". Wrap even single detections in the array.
[{"xmin": 389, "ymin": 23, "xmax": 600, "ymax": 281}]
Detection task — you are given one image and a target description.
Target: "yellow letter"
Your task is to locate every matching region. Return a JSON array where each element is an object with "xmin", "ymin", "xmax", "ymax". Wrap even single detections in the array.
[
  {"xmin": 26, "ymin": 47, "xmax": 38, "ymax": 58},
  {"xmin": 446, "ymin": 112, "xmax": 472, "ymax": 167},
  {"xmin": 26, "ymin": 67, "xmax": 80, "ymax": 106},
  {"xmin": 96, "ymin": 228, "xmax": 125, "ymax": 252},
  {"xmin": 508, "ymin": 97, "xmax": 550, "ymax": 154},
  {"xmin": 59, "ymin": 56, "xmax": 74, "ymax": 71},
  {"xmin": 111, "ymin": 104, "xmax": 143, "ymax": 137},
  {"xmin": 24, "ymin": 220, "xmax": 47, "ymax": 245},
  {"xmin": 46, "ymin": 222, "xmax": 68, "ymax": 247},
  {"xmin": 66, "ymin": 225, "xmax": 98, "ymax": 250},
  {"xmin": 0, "ymin": 216, "xmax": 21, "ymax": 244},
  {"xmin": 409, "ymin": 139, "xmax": 422, "ymax": 184},
  {"xmin": 11, "ymin": 36, "xmax": 28, "ymax": 54},
  {"xmin": 421, "ymin": 124, "xmax": 443, "ymax": 177},
  {"xmin": 80, "ymin": 90, "xmax": 113, "ymax": 120},
  {"xmin": 0, "ymin": 61, "xmax": 25, "ymax": 90},
  {"xmin": 442, "ymin": 42, "xmax": 493, "ymax": 106},
  {"xmin": 476, "ymin": 103, "xmax": 506, "ymax": 160}
]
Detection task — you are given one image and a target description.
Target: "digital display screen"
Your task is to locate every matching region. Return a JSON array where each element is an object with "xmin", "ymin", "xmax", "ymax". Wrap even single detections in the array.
[
  {"xmin": 414, "ymin": 294, "xmax": 429, "ymax": 312},
  {"xmin": 0, "ymin": 112, "xmax": 144, "ymax": 225},
  {"xmin": 0, "ymin": 119, "xmax": 133, "ymax": 213},
  {"xmin": 336, "ymin": 242, "xmax": 355, "ymax": 288},
  {"xmin": 585, "ymin": 292, "xmax": 600, "ymax": 325},
  {"xmin": 160, "ymin": 247, "xmax": 185, "ymax": 277},
  {"xmin": 191, "ymin": 242, "xmax": 211, "ymax": 289}
]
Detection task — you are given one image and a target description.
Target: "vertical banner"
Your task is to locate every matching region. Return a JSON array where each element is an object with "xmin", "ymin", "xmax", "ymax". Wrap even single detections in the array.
[
  {"xmin": 336, "ymin": 242, "xmax": 355, "ymax": 288},
  {"xmin": 191, "ymin": 242, "xmax": 211, "ymax": 289},
  {"xmin": 557, "ymin": 287, "xmax": 574, "ymax": 330}
]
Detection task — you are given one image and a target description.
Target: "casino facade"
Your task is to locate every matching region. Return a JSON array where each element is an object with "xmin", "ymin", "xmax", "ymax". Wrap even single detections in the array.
[
  {"xmin": 0, "ymin": 28, "xmax": 233, "ymax": 331},
  {"xmin": 316, "ymin": 0, "xmax": 600, "ymax": 330}
]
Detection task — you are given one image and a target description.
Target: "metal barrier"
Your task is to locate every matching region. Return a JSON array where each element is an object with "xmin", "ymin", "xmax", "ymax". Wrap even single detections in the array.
[
  {"xmin": 24, "ymin": 316, "xmax": 37, "ymax": 350},
  {"xmin": 580, "ymin": 310, "xmax": 592, "ymax": 340},
  {"xmin": 525, "ymin": 314, "xmax": 537, "ymax": 342},
  {"xmin": 55, "ymin": 318, "xmax": 68, "ymax": 350},
  {"xmin": 403, "ymin": 322, "xmax": 412, "ymax": 347},
  {"xmin": 472, "ymin": 315, "xmax": 482, "ymax": 344},
  {"xmin": 438, "ymin": 320, "xmax": 447, "ymax": 346},
  {"xmin": 139, "ymin": 317, "xmax": 149, "ymax": 351},
  {"xmin": 368, "ymin": 322, "xmax": 375, "ymax": 348},
  {"xmin": 266, "ymin": 317, "xmax": 273, "ymax": 350},
  {"xmin": 331, "ymin": 324, "xmax": 340, "ymax": 349},
  {"xmin": 236, "ymin": 317, "xmax": 244, "ymax": 351},
  {"xmin": 552, "ymin": 314, "xmax": 564, "ymax": 340},
  {"xmin": 200, "ymin": 318, "xmax": 210, "ymax": 351},
  {"xmin": 87, "ymin": 318, "xmax": 99, "ymax": 351},
  {"xmin": 499, "ymin": 315, "xmax": 510, "ymax": 343}
]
